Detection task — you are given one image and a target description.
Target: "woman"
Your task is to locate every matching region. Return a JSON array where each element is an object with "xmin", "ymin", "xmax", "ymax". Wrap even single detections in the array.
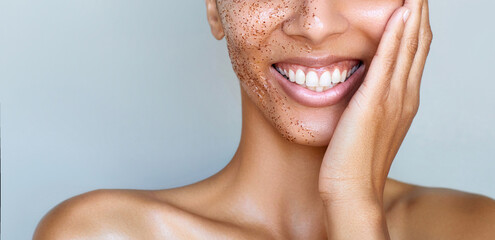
[{"xmin": 34, "ymin": 0, "xmax": 495, "ymax": 239}]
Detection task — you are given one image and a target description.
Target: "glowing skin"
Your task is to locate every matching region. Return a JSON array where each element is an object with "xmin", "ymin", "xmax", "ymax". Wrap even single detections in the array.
[{"xmin": 33, "ymin": 1, "xmax": 495, "ymax": 240}]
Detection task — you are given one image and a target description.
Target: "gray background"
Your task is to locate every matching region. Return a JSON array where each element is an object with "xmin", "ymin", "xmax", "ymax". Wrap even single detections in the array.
[{"xmin": 1, "ymin": 1, "xmax": 494, "ymax": 239}]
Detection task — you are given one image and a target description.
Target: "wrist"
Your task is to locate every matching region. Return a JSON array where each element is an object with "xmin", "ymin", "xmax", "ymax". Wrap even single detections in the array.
[
  {"xmin": 323, "ymin": 201, "xmax": 390, "ymax": 240},
  {"xmin": 319, "ymin": 184, "xmax": 384, "ymax": 207}
]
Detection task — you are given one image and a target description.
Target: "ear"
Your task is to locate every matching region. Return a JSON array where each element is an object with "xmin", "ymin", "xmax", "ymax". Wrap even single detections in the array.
[{"xmin": 205, "ymin": 0, "xmax": 225, "ymax": 40}]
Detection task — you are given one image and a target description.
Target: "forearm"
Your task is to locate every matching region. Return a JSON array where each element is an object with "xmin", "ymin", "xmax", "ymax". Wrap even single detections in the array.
[{"xmin": 323, "ymin": 200, "xmax": 390, "ymax": 240}]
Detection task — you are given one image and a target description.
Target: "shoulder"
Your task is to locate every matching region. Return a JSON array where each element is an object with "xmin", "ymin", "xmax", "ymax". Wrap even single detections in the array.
[
  {"xmin": 33, "ymin": 188, "xmax": 254, "ymax": 240},
  {"xmin": 33, "ymin": 189, "xmax": 173, "ymax": 240},
  {"xmin": 388, "ymin": 180, "xmax": 495, "ymax": 240}
]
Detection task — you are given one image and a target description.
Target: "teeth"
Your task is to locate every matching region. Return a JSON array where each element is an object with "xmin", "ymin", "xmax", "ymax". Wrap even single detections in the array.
[
  {"xmin": 350, "ymin": 64, "xmax": 359, "ymax": 75},
  {"xmin": 331, "ymin": 69, "xmax": 341, "ymax": 84},
  {"xmin": 275, "ymin": 63, "xmax": 361, "ymax": 92},
  {"xmin": 306, "ymin": 71, "xmax": 318, "ymax": 87},
  {"xmin": 340, "ymin": 70, "xmax": 347, "ymax": 83},
  {"xmin": 319, "ymin": 71, "xmax": 331, "ymax": 87},
  {"xmin": 295, "ymin": 69, "xmax": 305, "ymax": 85},
  {"xmin": 288, "ymin": 69, "xmax": 296, "ymax": 82}
]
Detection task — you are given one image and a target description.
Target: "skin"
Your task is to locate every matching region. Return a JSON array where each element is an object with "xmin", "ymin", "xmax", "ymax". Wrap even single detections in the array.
[{"xmin": 34, "ymin": 0, "xmax": 495, "ymax": 239}]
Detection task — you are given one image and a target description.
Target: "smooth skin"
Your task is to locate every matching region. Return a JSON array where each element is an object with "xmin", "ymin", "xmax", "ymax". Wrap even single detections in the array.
[{"xmin": 34, "ymin": 0, "xmax": 495, "ymax": 239}]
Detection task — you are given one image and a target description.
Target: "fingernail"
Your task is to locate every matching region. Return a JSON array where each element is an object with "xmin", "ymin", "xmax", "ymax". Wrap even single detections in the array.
[{"xmin": 403, "ymin": 9, "xmax": 411, "ymax": 23}]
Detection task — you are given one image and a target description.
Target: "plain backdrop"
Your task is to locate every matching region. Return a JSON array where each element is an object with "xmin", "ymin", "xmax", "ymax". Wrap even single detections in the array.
[{"xmin": 1, "ymin": 1, "xmax": 494, "ymax": 239}]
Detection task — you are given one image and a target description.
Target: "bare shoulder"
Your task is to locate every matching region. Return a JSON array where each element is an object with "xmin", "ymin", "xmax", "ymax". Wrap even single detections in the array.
[
  {"xmin": 33, "ymin": 188, "xmax": 257, "ymax": 240},
  {"xmin": 387, "ymin": 179, "xmax": 495, "ymax": 240},
  {"xmin": 33, "ymin": 189, "xmax": 174, "ymax": 239}
]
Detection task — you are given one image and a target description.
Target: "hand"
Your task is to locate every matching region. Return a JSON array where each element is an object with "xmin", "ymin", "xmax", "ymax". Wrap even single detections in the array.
[{"xmin": 318, "ymin": 0, "xmax": 433, "ymax": 238}]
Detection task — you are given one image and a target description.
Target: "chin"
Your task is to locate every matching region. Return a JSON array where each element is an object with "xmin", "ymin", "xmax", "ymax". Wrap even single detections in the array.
[
  {"xmin": 277, "ymin": 94, "xmax": 353, "ymax": 146},
  {"xmin": 240, "ymin": 75, "xmax": 353, "ymax": 147},
  {"xmin": 285, "ymin": 120, "xmax": 339, "ymax": 147}
]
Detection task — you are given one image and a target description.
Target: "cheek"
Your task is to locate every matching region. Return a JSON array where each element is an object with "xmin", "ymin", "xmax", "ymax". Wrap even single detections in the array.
[
  {"xmin": 343, "ymin": 1, "xmax": 403, "ymax": 57},
  {"xmin": 218, "ymin": 1, "xmax": 289, "ymax": 48},
  {"xmin": 218, "ymin": 1, "xmax": 292, "ymax": 105},
  {"xmin": 219, "ymin": 8, "xmax": 316, "ymax": 144}
]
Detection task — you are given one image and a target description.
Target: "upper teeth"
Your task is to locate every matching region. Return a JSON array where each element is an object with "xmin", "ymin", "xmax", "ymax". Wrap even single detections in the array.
[{"xmin": 276, "ymin": 64, "xmax": 360, "ymax": 92}]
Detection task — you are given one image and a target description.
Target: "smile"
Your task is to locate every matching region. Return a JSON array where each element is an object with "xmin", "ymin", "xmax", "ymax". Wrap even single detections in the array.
[
  {"xmin": 272, "ymin": 61, "xmax": 363, "ymax": 92},
  {"xmin": 269, "ymin": 56, "xmax": 366, "ymax": 108}
]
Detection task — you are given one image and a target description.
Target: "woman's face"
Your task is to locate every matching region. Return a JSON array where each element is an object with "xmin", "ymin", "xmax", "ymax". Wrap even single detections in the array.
[{"xmin": 207, "ymin": 0, "xmax": 403, "ymax": 146}]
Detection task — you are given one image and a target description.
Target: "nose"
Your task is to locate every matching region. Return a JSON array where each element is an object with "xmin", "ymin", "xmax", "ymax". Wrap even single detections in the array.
[{"xmin": 282, "ymin": 0, "xmax": 348, "ymax": 46}]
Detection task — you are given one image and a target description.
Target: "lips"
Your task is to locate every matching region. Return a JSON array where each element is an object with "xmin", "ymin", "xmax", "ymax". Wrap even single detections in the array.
[{"xmin": 269, "ymin": 56, "xmax": 366, "ymax": 108}]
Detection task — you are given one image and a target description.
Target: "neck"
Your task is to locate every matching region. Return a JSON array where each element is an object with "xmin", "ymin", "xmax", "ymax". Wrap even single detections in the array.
[{"xmin": 216, "ymin": 90, "xmax": 328, "ymax": 237}]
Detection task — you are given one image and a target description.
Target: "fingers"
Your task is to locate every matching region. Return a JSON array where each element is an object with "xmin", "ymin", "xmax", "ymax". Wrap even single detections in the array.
[
  {"xmin": 389, "ymin": 0, "xmax": 424, "ymax": 102},
  {"xmin": 388, "ymin": 0, "xmax": 432, "ymax": 165},
  {"xmin": 407, "ymin": 0, "xmax": 433, "ymax": 103},
  {"xmin": 363, "ymin": 7, "xmax": 409, "ymax": 101}
]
